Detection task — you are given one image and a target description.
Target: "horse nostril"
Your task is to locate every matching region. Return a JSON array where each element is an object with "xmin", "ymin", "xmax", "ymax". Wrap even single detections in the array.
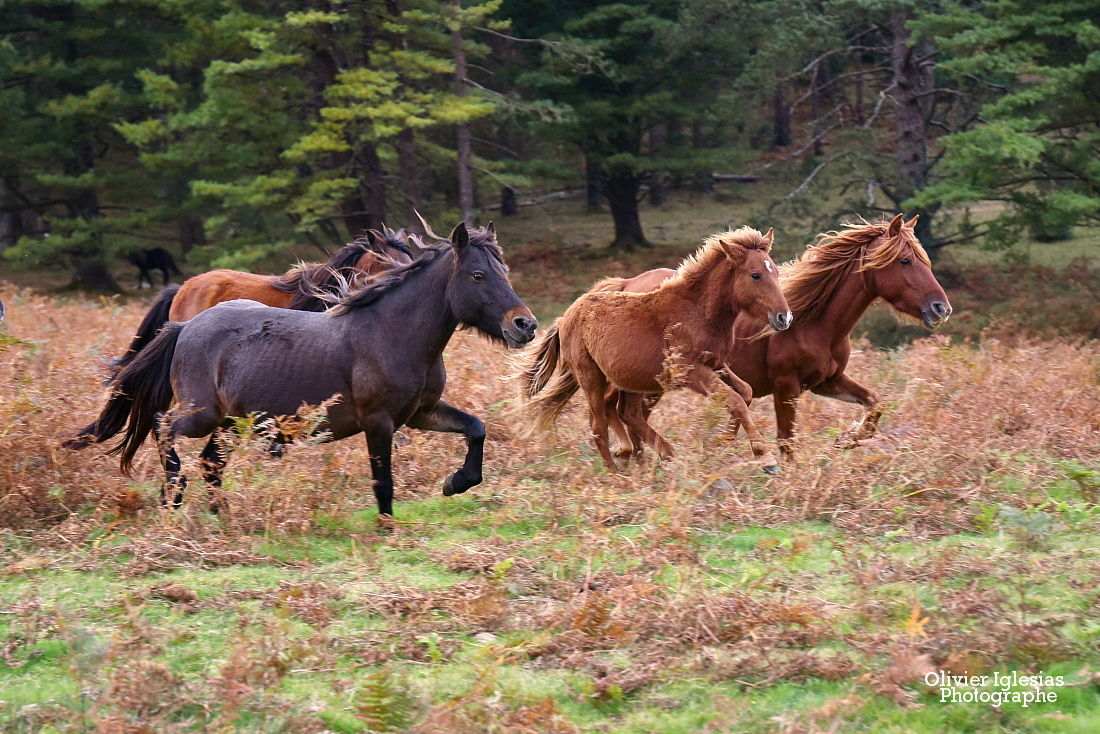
[
  {"xmin": 930, "ymin": 301, "xmax": 949, "ymax": 318},
  {"xmin": 513, "ymin": 316, "xmax": 536, "ymax": 334}
]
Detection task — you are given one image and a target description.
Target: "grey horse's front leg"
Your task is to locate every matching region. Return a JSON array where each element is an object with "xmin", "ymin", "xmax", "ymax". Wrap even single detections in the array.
[{"xmin": 406, "ymin": 400, "xmax": 485, "ymax": 496}]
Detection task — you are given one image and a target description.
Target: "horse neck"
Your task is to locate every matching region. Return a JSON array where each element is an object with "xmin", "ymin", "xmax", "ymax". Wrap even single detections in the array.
[
  {"xmin": 342, "ymin": 252, "xmax": 459, "ymax": 362},
  {"xmin": 659, "ymin": 265, "xmax": 740, "ymax": 337},
  {"xmin": 809, "ymin": 267, "xmax": 878, "ymax": 347}
]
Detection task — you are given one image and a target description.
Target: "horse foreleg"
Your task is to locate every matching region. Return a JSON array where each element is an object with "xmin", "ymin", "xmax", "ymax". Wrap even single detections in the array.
[
  {"xmin": 406, "ymin": 400, "xmax": 485, "ymax": 497},
  {"xmin": 716, "ymin": 367, "xmax": 754, "ymax": 437},
  {"xmin": 361, "ymin": 416, "xmax": 396, "ymax": 520},
  {"xmin": 686, "ymin": 365, "xmax": 778, "ymax": 474},
  {"xmin": 812, "ymin": 373, "xmax": 881, "ymax": 447}
]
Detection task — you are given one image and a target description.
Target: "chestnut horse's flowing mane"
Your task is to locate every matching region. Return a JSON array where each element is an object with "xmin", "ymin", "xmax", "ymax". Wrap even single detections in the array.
[
  {"xmin": 273, "ymin": 226, "xmax": 414, "ymax": 311},
  {"xmin": 666, "ymin": 226, "xmax": 772, "ymax": 287},
  {"xmin": 781, "ymin": 219, "xmax": 930, "ymax": 322},
  {"xmin": 318, "ymin": 227, "xmax": 502, "ymax": 316}
]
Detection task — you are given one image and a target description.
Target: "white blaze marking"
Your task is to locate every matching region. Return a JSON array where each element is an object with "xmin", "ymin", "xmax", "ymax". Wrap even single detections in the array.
[{"xmin": 765, "ymin": 260, "xmax": 774, "ymax": 273}]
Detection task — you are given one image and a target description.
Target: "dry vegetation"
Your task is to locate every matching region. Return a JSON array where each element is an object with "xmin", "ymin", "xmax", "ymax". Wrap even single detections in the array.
[{"xmin": 1, "ymin": 288, "xmax": 1098, "ymax": 732}]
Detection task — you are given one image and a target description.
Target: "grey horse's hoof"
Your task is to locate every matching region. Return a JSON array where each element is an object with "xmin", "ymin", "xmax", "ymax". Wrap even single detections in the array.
[
  {"xmin": 762, "ymin": 464, "xmax": 781, "ymax": 477},
  {"xmin": 443, "ymin": 470, "xmax": 481, "ymax": 497}
]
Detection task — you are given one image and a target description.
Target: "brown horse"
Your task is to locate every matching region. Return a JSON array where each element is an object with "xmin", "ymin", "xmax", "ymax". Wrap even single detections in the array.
[
  {"xmin": 518, "ymin": 227, "xmax": 793, "ymax": 471},
  {"xmin": 605, "ymin": 214, "xmax": 952, "ymax": 463},
  {"xmin": 170, "ymin": 227, "xmax": 414, "ymax": 321}
]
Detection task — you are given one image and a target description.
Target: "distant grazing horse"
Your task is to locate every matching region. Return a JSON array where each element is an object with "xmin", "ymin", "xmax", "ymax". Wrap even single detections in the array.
[
  {"xmin": 604, "ymin": 214, "xmax": 952, "ymax": 463},
  {"xmin": 518, "ymin": 226, "xmax": 792, "ymax": 471},
  {"xmin": 128, "ymin": 247, "xmax": 182, "ymax": 288},
  {"xmin": 108, "ymin": 227, "xmax": 413, "ymax": 377},
  {"xmin": 64, "ymin": 223, "xmax": 538, "ymax": 519}
]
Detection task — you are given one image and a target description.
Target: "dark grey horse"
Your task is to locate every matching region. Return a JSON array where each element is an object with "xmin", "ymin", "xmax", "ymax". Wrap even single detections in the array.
[{"xmin": 66, "ymin": 223, "xmax": 537, "ymax": 519}]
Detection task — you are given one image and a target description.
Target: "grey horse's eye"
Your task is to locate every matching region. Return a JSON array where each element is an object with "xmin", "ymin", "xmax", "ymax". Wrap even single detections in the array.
[{"xmin": 471, "ymin": 271, "xmax": 485, "ymax": 282}]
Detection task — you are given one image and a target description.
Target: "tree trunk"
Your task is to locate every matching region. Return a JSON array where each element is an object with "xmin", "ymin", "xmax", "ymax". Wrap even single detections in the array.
[
  {"xmin": 452, "ymin": 14, "xmax": 475, "ymax": 226},
  {"xmin": 178, "ymin": 215, "xmax": 205, "ymax": 256},
  {"xmin": 585, "ymin": 154, "xmax": 603, "ymax": 211},
  {"xmin": 648, "ymin": 124, "xmax": 669, "ymax": 206},
  {"xmin": 397, "ymin": 127, "xmax": 422, "ymax": 233},
  {"xmin": 73, "ymin": 259, "xmax": 122, "ymax": 293},
  {"xmin": 500, "ymin": 186, "xmax": 518, "ymax": 216},
  {"xmin": 810, "ymin": 62, "xmax": 827, "ymax": 156},
  {"xmin": 690, "ymin": 121, "xmax": 713, "ymax": 192},
  {"xmin": 772, "ymin": 85, "xmax": 791, "ymax": 148},
  {"xmin": 605, "ymin": 171, "xmax": 647, "ymax": 250},
  {"xmin": 360, "ymin": 142, "xmax": 386, "ymax": 233},
  {"xmin": 889, "ymin": 10, "xmax": 940, "ymax": 251}
]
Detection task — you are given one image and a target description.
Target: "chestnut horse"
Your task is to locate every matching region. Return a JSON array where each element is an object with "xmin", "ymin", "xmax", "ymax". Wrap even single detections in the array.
[
  {"xmin": 518, "ymin": 227, "xmax": 793, "ymax": 471},
  {"xmin": 605, "ymin": 214, "xmax": 952, "ymax": 463},
  {"xmin": 111, "ymin": 227, "xmax": 414, "ymax": 375}
]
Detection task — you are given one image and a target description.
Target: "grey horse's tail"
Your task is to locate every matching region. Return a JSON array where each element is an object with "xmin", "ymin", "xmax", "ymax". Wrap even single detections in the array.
[
  {"xmin": 109, "ymin": 284, "xmax": 179, "ymax": 375},
  {"xmin": 64, "ymin": 322, "xmax": 182, "ymax": 475}
]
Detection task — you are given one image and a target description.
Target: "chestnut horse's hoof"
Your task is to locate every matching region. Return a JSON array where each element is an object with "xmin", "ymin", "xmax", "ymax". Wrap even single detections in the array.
[{"xmin": 443, "ymin": 469, "xmax": 481, "ymax": 496}]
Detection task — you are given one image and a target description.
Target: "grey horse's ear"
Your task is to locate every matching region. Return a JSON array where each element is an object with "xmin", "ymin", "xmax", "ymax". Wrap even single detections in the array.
[
  {"xmin": 365, "ymin": 229, "xmax": 380, "ymax": 246},
  {"xmin": 450, "ymin": 222, "xmax": 469, "ymax": 249},
  {"xmin": 485, "ymin": 221, "xmax": 496, "ymax": 238}
]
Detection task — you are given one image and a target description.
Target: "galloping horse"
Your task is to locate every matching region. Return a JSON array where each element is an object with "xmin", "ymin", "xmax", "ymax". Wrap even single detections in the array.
[
  {"xmin": 64, "ymin": 223, "xmax": 537, "ymax": 519},
  {"xmin": 109, "ymin": 227, "xmax": 413, "ymax": 376},
  {"xmin": 518, "ymin": 227, "xmax": 792, "ymax": 471},
  {"xmin": 604, "ymin": 214, "xmax": 952, "ymax": 462}
]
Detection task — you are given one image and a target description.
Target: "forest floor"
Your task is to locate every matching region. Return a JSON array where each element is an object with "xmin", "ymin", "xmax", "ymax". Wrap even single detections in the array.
[{"xmin": 0, "ymin": 196, "xmax": 1098, "ymax": 732}]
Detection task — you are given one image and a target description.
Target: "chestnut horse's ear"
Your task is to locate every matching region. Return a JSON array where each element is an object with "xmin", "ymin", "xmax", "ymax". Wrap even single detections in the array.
[
  {"xmin": 485, "ymin": 221, "xmax": 496, "ymax": 238},
  {"xmin": 450, "ymin": 222, "xmax": 469, "ymax": 250},
  {"xmin": 906, "ymin": 214, "xmax": 920, "ymax": 229},
  {"xmin": 762, "ymin": 227, "xmax": 775, "ymax": 250},
  {"xmin": 887, "ymin": 213, "xmax": 904, "ymax": 238}
]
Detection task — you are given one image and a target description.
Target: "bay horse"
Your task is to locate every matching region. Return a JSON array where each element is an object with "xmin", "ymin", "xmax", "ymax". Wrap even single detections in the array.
[
  {"xmin": 518, "ymin": 226, "xmax": 792, "ymax": 471},
  {"xmin": 109, "ymin": 227, "xmax": 413, "ymax": 376},
  {"xmin": 604, "ymin": 214, "xmax": 952, "ymax": 463},
  {"xmin": 64, "ymin": 223, "xmax": 537, "ymax": 519}
]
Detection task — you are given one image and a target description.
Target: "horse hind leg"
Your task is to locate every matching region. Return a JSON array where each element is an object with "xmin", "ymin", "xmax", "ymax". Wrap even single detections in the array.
[
  {"xmin": 153, "ymin": 413, "xmax": 186, "ymax": 507},
  {"xmin": 620, "ymin": 392, "xmax": 674, "ymax": 461},
  {"xmin": 605, "ymin": 388, "xmax": 637, "ymax": 458},
  {"xmin": 571, "ymin": 353, "xmax": 619, "ymax": 471}
]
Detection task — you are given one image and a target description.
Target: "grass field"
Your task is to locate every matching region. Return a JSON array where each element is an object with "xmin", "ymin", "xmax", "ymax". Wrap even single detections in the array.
[{"xmin": 1, "ymin": 276, "xmax": 1098, "ymax": 731}]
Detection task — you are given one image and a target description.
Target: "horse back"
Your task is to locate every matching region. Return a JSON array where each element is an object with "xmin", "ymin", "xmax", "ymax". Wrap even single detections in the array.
[{"xmin": 169, "ymin": 270, "xmax": 292, "ymax": 321}]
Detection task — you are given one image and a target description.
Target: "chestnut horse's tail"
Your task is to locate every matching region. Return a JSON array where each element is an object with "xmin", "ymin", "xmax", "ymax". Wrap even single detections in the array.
[
  {"xmin": 517, "ymin": 321, "xmax": 579, "ymax": 433},
  {"xmin": 109, "ymin": 284, "xmax": 180, "ymax": 376},
  {"xmin": 64, "ymin": 322, "xmax": 182, "ymax": 475}
]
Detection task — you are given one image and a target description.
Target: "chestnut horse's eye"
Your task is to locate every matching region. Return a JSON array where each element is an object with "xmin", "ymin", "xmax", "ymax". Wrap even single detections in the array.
[
  {"xmin": 472, "ymin": 271, "xmax": 485, "ymax": 281},
  {"xmin": 751, "ymin": 273, "xmax": 762, "ymax": 280},
  {"xmin": 900, "ymin": 258, "xmax": 911, "ymax": 266}
]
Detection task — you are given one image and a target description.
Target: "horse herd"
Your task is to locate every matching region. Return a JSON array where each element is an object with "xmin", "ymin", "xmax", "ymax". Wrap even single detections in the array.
[{"xmin": 64, "ymin": 213, "xmax": 952, "ymax": 519}]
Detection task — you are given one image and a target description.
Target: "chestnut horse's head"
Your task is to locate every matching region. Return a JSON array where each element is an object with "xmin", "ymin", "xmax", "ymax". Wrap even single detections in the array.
[
  {"xmin": 862, "ymin": 214, "xmax": 952, "ymax": 328},
  {"xmin": 359, "ymin": 226, "xmax": 415, "ymax": 272},
  {"xmin": 713, "ymin": 227, "xmax": 792, "ymax": 331}
]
